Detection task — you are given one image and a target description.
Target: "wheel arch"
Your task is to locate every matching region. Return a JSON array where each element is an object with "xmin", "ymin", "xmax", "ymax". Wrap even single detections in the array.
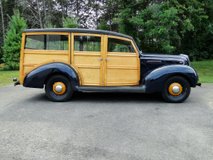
[
  {"xmin": 143, "ymin": 65, "xmax": 198, "ymax": 93},
  {"xmin": 44, "ymin": 72, "xmax": 72, "ymax": 86},
  {"xmin": 23, "ymin": 62, "xmax": 80, "ymax": 90},
  {"xmin": 166, "ymin": 73, "xmax": 193, "ymax": 87}
]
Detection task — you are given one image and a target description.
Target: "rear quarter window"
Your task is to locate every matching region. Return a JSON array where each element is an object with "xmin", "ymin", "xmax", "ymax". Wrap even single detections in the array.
[{"xmin": 25, "ymin": 35, "xmax": 68, "ymax": 50}]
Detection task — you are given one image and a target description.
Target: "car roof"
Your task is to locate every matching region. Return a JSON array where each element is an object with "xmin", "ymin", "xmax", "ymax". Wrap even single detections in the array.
[{"xmin": 23, "ymin": 28, "xmax": 133, "ymax": 40}]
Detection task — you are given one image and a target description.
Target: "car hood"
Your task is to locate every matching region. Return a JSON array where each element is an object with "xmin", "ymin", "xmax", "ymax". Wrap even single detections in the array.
[{"xmin": 141, "ymin": 53, "xmax": 190, "ymax": 65}]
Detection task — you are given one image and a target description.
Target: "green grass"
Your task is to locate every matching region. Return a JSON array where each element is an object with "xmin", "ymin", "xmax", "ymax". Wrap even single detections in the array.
[
  {"xmin": 191, "ymin": 60, "xmax": 213, "ymax": 83},
  {"xmin": 0, "ymin": 70, "xmax": 19, "ymax": 87}
]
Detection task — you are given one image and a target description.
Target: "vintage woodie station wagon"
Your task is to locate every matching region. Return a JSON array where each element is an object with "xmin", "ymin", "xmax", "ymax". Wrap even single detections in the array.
[{"xmin": 16, "ymin": 28, "xmax": 200, "ymax": 102}]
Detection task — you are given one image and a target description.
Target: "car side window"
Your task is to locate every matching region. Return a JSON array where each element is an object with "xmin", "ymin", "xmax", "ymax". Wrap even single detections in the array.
[
  {"xmin": 108, "ymin": 38, "xmax": 135, "ymax": 53},
  {"xmin": 74, "ymin": 36, "xmax": 101, "ymax": 52},
  {"xmin": 25, "ymin": 35, "xmax": 68, "ymax": 50},
  {"xmin": 25, "ymin": 35, "xmax": 45, "ymax": 49}
]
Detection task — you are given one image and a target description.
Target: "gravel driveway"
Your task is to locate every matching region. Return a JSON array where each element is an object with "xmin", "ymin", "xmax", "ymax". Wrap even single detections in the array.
[{"xmin": 0, "ymin": 84, "xmax": 213, "ymax": 160}]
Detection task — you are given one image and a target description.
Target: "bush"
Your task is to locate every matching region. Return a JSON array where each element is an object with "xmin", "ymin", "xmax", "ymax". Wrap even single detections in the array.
[
  {"xmin": 63, "ymin": 17, "xmax": 78, "ymax": 28},
  {"xmin": 2, "ymin": 10, "xmax": 27, "ymax": 70}
]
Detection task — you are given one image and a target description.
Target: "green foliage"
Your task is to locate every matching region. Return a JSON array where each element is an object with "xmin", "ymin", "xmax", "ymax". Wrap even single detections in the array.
[
  {"xmin": 0, "ymin": 70, "xmax": 19, "ymax": 87},
  {"xmin": 131, "ymin": 3, "xmax": 181, "ymax": 53},
  {"xmin": 0, "ymin": 0, "xmax": 212, "ymax": 63},
  {"xmin": 63, "ymin": 17, "xmax": 78, "ymax": 28},
  {"xmin": 191, "ymin": 60, "xmax": 213, "ymax": 83},
  {"xmin": 2, "ymin": 10, "xmax": 27, "ymax": 70},
  {"xmin": 0, "ymin": 47, "xmax": 3, "ymax": 64},
  {"xmin": 97, "ymin": 20, "xmax": 110, "ymax": 30},
  {"xmin": 98, "ymin": 0, "xmax": 213, "ymax": 60},
  {"xmin": 45, "ymin": 22, "xmax": 56, "ymax": 28}
]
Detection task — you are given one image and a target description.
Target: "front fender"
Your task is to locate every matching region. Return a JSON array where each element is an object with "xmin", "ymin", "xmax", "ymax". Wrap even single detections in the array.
[
  {"xmin": 23, "ymin": 63, "xmax": 79, "ymax": 90},
  {"xmin": 143, "ymin": 65, "xmax": 198, "ymax": 93}
]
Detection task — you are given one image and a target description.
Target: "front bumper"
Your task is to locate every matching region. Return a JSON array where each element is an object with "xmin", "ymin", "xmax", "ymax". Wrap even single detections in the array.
[{"xmin": 196, "ymin": 82, "xmax": 201, "ymax": 87}]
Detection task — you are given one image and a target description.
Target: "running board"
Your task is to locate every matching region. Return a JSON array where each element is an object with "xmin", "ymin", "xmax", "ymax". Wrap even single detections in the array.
[{"xmin": 77, "ymin": 85, "xmax": 146, "ymax": 93}]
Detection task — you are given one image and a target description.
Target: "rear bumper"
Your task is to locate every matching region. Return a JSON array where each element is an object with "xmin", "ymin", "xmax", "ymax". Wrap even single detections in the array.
[
  {"xmin": 13, "ymin": 78, "xmax": 20, "ymax": 86},
  {"xmin": 14, "ymin": 81, "xmax": 20, "ymax": 86}
]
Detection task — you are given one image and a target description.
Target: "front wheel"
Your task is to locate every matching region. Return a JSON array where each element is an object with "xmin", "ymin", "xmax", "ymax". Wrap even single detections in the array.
[
  {"xmin": 45, "ymin": 75, "xmax": 73, "ymax": 102},
  {"xmin": 162, "ymin": 76, "xmax": 191, "ymax": 103}
]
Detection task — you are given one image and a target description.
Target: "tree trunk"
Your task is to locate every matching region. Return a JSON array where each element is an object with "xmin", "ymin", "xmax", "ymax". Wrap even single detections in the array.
[
  {"xmin": 36, "ymin": 0, "xmax": 43, "ymax": 28},
  {"xmin": 95, "ymin": 1, "xmax": 98, "ymax": 28},
  {"xmin": 76, "ymin": 0, "xmax": 79, "ymax": 17},
  {"xmin": 0, "ymin": 0, "xmax": 5, "ymax": 40},
  {"xmin": 43, "ymin": 0, "xmax": 46, "ymax": 27}
]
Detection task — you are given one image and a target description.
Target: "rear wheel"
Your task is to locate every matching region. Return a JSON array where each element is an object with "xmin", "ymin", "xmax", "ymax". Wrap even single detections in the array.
[
  {"xmin": 45, "ymin": 75, "xmax": 73, "ymax": 102},
  {"xmin": 162, "ymin": 76, "xmax": 191, "ymax": 103}
]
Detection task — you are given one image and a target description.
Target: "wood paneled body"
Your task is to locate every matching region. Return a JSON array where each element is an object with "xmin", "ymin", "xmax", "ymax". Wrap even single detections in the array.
[
  {"xmin": 19, "ymin": 32, "xmax": 71, "ymax": 84},
  {"xmin": 20, "ymin": 31, "xmax": 140, "ymax": 87}
]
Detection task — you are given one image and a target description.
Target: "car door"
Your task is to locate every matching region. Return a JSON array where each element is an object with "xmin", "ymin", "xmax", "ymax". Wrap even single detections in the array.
[
  {"xmin": 104, "ymin": 36, "xmax": 140, "ymax": 86},
  {"xmin": 71, "ymin": 33, "xmax": 104, "ymax": 86}
]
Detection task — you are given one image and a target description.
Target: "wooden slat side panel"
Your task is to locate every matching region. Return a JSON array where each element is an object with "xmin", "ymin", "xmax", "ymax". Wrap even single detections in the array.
[
  {"xmin": 24, "ymin": 49, "xmax": 68, "ymax": 55},
  {"xmin": 19, "ymin": 33, "xmax": 26, "ymax": 84},
  {"xmin": 24, "ymin": 66, "xmax": 35, "ymax": 74},
  {"xmin": 78, "ymin": 68, "xmax": 100, "ymax": 85},
  {"xmin": 106, "ymin": 55, "xmax": 139, "ymax": 86},
  {"xmin": 24, "ymin": 54, "xmax": 68, "ymax": 65},
  {"xmin": 73, "ymin": 55, "xmax": 101, "ymax": 86},
  {"xmin": 74, "ymin": 55, "xmax": 101, "ymax": 66},
  {"xmin": 106, "ymin": 69, "xmax": 139, "ymax": 86},
  {"xmin": 106, "ymin": 56, "xmax": 138, "ymax": 67},
  {"xmin": 23, "ymin": 53, "xmax": 69, "ymax": 75}
]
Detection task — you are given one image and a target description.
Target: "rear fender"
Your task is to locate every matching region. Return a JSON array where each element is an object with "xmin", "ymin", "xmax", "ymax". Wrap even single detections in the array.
[
  {"xmin": 143, "ymin": 65, "xmax": 198, "ymax": 93},
  {"xmin": 23, "ymin": 62, "xmax": 79, "ymax": 90}
]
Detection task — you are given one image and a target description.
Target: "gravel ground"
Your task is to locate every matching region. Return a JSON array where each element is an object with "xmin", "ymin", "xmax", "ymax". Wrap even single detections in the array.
[{"xmin": 0, "ymin": 84, "xmax": 212, "ymax": 160}]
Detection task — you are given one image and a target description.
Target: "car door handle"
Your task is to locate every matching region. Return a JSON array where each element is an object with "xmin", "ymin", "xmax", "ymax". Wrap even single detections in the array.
[{"xmin": 98, "ymin": 58, "xmax": 103, "ymax": 61}]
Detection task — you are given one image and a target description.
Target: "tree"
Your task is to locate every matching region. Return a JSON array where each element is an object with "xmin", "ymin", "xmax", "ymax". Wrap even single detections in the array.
[
  {"xmin": 19, "ymin": 0, "xmax": 59, "ymax": 28},
  {"xmin": 0, "ymin": 0, "xmax": 212, "ymax": 64},
  {"xmin": 131, "ymin": 2, "xmax": 181, "ymax": 53},
  {"xmin": 99, "ymin": 0, "xmax": 212, "ymax": 59},
  {"xmin": 2, "ymin": 10, "xmax": 27, "ymax": 70},
  {"xmin": 97, "ymin": 0, "xmax": 120, "ymax": 31},
  {"xmin": 63, "ymin": 16, "xmax": 78, "ymax": 28},
  {"xmin": 0, "ymin": 0, "xmax": 5, "ymax": 39},
  {"xmin": 0, "ymin": 0, "xmax": 18, "ymax": 63},
  {"xmin": 0, "ymin": 0, "xmax": 4, "ymax": 63}
]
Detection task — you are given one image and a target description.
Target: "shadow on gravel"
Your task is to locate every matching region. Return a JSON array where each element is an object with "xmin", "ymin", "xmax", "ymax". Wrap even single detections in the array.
[{"xmin": 28, "ymin": 92, "xmax": 163, "ymax": 103}]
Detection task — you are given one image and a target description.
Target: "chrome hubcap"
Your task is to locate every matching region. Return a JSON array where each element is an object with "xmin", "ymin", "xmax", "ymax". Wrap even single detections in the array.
[
  {"xmin": 55, "ymin": 85, "xmax": 63, "ymax": 93},
  {"xmin": 172, "ymin": 86, "xmax": 180, "ymax": 94}
]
